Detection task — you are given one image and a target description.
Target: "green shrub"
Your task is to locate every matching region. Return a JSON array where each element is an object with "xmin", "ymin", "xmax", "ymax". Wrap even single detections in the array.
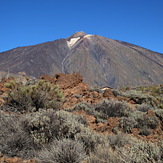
[
  {"xmin": 22, "ymin": 109, "xmax": 58, "ymax": 145},
  {"xmin": 3, "ymin": 80, "xmax": 63, "ymax": 113},
  {"xmin": 37, "ymin": 139, "xmax": 86, "ymax": 163}
]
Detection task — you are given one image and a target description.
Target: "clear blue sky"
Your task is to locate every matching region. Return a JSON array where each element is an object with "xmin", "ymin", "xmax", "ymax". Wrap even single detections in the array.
[{"xmin": 0, "ymin": 0, "xmax": 163, "ymax": 53}]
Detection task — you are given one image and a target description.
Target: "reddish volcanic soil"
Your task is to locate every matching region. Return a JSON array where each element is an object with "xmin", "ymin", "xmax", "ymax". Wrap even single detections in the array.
[{"xmin": 0, "ymin": 73, "xmax": 162, "ymax": 163}]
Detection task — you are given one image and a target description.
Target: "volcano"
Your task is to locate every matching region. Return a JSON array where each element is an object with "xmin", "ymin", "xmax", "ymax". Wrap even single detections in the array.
[{"xmin": 0, "ymin": 31, "xmax": 162, "ymax": 88}]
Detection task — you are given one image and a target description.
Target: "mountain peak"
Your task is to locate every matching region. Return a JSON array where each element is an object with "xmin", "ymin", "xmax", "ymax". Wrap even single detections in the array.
[
  {"xmin": 0, "ymin": 32, "xmax": 163, "ymax": 88},
  {"xmin": 67, "ymin": 31, "xmax": 87, "ymax": 40}
]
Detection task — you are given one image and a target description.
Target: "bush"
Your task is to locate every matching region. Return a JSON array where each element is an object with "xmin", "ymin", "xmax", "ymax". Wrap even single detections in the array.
[
  {"xmin": 139, "ymin": 127, "xmax": 151, "ymax": 136},
  {"xmin": 3, "ymin": 80, "xmax": 63, "ymax": 113},
  {"xmin": 0, "ymin": 111, "xmax": 37, "ymax": 158},
  {"xmin": 67, "ymin": 102, "xmax": 106, "ymax": 123},
  {"xmin": 88, "ymin": 144, "xmax": 124, "ymax": 163},
  {"xmin": 127, "ymin": 111, "xmax": 159, "ymax": 130},
  {"xmin": 94, "ymin": 100, "xmax": 130, "ymax": 119},
  {"xmin": 89, "ymin": 86, "xmax": 103, "ymax": 93},
  {"xmin": 112, "ymin": 89, "xmax": 121, "ymax": 97},
  {"xmin": 75, "ymin": 128, "xmax": 106, "ymax": 154},
  {"xmin": 67, "ymin": 102, "xmax": 93, "ymax": 114},
  {"xmin": 37, "ymin": 139, "xmax": 86, "ymax": 163},
  {"xmin": 108, "ymin": 133, "xmax": 129, "ymax": 150},
  {"xmin": 129, "ymin": 141, "xmax": 162, "ymax": 162},
  {"xmin": 89, "ymin": 137, "xmax": 162, "ymax": 163},
  {"xmin": 154, "ymin": 109, "xmax": 163, "ymax": 121},
  {"xmin": 119, "ymin": 116, "xmax": 137, "ymax": 132},
  {"xmin": 68, "ymin": 100, "xmax": 131, "ymax": 122},
  {"xmin": 22, "ymin": 109, "xmax": 58, "ymax": 145},
  {"xmin": 22, "ymin": 110, "xmax": 87, "ymax": 145},
  {"xmin": 144, "ymin": 116, "xmax": 159, "ymax": 129},
  {"xmin": 121, "ymin": 90, "xmax": 153, "ymax": 104},
  {"xmin": 136, "ymin": 103, "xmax": 152, "ymax": 112}
]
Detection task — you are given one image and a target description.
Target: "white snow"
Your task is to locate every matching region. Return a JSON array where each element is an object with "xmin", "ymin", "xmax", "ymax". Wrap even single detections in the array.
[
  {"xmin": 67, "ymin": 34, "xmax": 93, "ymax": 48},
  {"xmin": 83, "ymin": 34, "xmax": 93, "ymax": 39},
  {"xmin": 67, "ymin": 37, "xmax": 80, "ymax": 47}
]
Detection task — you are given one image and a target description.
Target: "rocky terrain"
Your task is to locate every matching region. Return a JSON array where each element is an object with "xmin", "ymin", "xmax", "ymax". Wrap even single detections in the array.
[
  {"xmin": 0, "ymin": 32, "xmax": 162, "ymax": 88},
  {"xmin": 0, "ymin": 73, "xmax": 162, "ymax": 162}
]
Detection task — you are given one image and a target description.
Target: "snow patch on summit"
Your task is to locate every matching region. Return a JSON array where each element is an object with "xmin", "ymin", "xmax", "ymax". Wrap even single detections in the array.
[
  {"xmin": 84, "ymin": 34, "xmax": 93, "ymax": 39},
  {"xmin": 67, "ymin": 37, "xmax": 80, "ymax": 47}
]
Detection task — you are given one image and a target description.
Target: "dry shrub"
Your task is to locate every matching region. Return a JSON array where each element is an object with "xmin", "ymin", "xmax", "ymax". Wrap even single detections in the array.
[
  {"xmin": 0, "ymin": 111, "xmax": 37, "ymax": 158},
  {"xmin": 37, "ymin": 139, "xmax": 86, "ymax": 163},
  {"xmin": 94, "ymin": 100, "xmax": 130, "ymax": 119},
  {"xmin": 75, "ymin": 128, "xmax": 105, "ymax": 154},
  {"xmin": 136, "ymin": 103, "xmax": 152, "ymax": 112},
  {"xmin": 108, "ymin": 133, "xmax": 129, "ymax": 150},
  {"xmin": 88, "ymin": 144, "xmax": 129, "ymax": 163},
  {"xmin": 88, "ymin": 138, "xmax": 162, "ymax": 163}
]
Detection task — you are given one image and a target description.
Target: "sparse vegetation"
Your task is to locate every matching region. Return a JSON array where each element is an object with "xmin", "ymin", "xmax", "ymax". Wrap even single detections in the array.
[
  {"xmin": 3, "ymin": 79, "xmax": 63, "ymax": 113},
  {"xmin": 0, "ymin": 76, "xmax": 162, "ymax": 163},
  {"xmin": 121, "ymin": 86, "xmax": 163, "ymax": 109},
  {"xmin": 121, "ymin": 89, "xmax": 153, "ymax": 104},
  {"xmin": 88, "ymin": 136, "xmax": 162, "ymax": 163}
]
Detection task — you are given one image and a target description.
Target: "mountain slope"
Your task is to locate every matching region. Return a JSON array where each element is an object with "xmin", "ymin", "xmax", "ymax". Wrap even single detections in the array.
[{"xmin": 0, "ymin": 31, "xmax": 163, "ymax": 88}]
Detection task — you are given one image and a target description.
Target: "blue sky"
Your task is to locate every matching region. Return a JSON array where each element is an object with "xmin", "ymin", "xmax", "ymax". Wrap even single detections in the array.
[{"xmin": 0, "ymin": 0, "xmax": 163, "ymax": 53}]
